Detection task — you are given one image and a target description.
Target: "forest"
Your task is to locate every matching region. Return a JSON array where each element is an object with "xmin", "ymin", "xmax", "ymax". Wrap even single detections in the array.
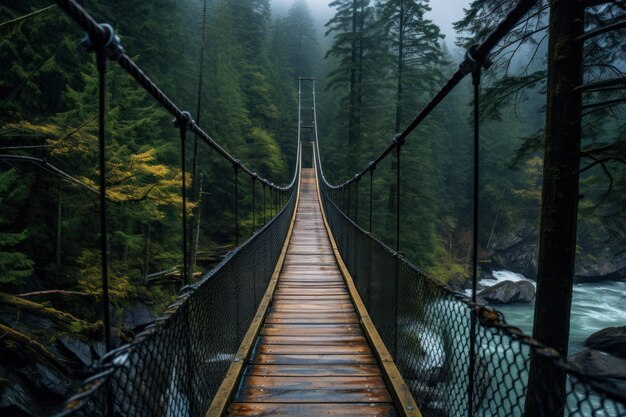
[{"xmin": 1, "ymin": 0, "xmax": 625, "ymax": 416}]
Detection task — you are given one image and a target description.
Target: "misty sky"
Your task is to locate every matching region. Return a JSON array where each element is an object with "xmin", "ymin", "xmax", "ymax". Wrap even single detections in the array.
[{"xmin": 270, "ymin": 0, "xmax": 471, "ymax": 46}]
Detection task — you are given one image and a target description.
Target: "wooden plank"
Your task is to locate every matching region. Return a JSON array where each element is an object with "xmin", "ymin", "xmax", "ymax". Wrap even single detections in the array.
[
  {"xmin": 274, "ymin": 289, "xmax": 349, "ymax": 295},
  {"xmin": 274, "ymin": 288, "xmax": 350, "ymax": 304},
  {"xmin": 266, "ymin": 312, "xmax": 357, "ymax": 318},
  {"xmin": 256, "ymin": 344, "xmax": 371, "ymax": 355},
  {"xmin": 271, "ymin": 307, "xmax": 354, "ymax": 313},
  {"xmin": 250, "ymin": 353, "xmax": 377, "ymax": 365},
  {"xmin": 259, "ymin": 335, "xmax": 366, "ymax": 345},
  {"xmin": 233, "ymin": 387, "xmax": 393, "ymax": 403},
  {"xmin": 273, "ymin": 294, "xmax": 351, "ymax": 299},
  {"xmin": 241, "ymin": 375, "xmax": 387, "ymax": 390},
  {"xmin": 260, "ymin": 326, "xmax": 362, "ymax": 336},
  {"xmin": 265, "ymin": 317, "xmax": 358, "ymax": 325},
  {"xmin": 279, "ymin": 280, "xmax": 343, "ymax": 283},
  {"xmin": 228, "ymin": 403, "xmax": 397, "ymax": 417},
  {"xmin": 245, "ymin": 364, "xmax": 382, "ymax": 377},
  {"xmin": 266, "ymin": 312, "xmax": 358, "ymax": 320}
]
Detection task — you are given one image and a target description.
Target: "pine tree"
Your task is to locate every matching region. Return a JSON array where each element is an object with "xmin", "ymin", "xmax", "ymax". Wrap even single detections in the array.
[{"xmin": 378, "ymin": 0, "xmax": 444, "ymax": 132}]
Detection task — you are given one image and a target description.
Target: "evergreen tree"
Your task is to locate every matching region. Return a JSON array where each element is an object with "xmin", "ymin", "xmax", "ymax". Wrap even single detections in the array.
[
  {"xmin": 283, "ymin": 0, "xmax": 319, "ymax": 78},
  {"xmin": 378, "ymin": 0, "xmax": 444, "ymax": 132}
]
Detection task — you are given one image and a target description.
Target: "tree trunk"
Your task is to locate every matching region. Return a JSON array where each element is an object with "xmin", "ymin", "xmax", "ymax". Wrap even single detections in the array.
[{"xmin": 525, "ymin": 2, "xmax": 584, "ymax": 416}]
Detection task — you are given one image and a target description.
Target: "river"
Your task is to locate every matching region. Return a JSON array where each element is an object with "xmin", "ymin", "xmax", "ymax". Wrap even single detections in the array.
[{"xmin": 475, "ymin": 270, "xmax": 626, "ymax": 354}]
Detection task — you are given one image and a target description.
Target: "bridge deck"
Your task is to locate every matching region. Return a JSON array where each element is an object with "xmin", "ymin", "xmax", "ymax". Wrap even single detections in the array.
[{"xmin": 227, "ymin": 168, "xmax": 398, "ymax": 416}]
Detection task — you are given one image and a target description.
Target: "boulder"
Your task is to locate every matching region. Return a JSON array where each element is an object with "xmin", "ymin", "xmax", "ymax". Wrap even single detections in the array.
[
  {"xmin": 122, "ymin": 302, "xmax": 156, "ymax": 332},
  {"xmin": 478, "ymin": 280, "xmax": 535, "ymax": 304},
  {"xmin": 490, "ymin": 221, "xmax": 538, "ymax": 279},
  {"xmin": 575, "ymin": 251, "xmax": 626, "ymax": 283},
  {"xmin": 32, "ymin": 363, "xmax": 72, "ymax": 399},
  {"xmin": 445, "ymin": 274, "xmax": 472, "ymax": 293},
  {"xmin": 92, "ymin": 342, "xmax": 106, "ymax": 359},
  {"xmin": 585, "ymin": 326, "xmax": 626, "ymax": 359},
  {"xmin": 569, "ymin": 349, "xmax": 626, "ymax": 392},
  {"xmin": 0, "ymin": 377, "xmax": 35, "ymax": 417},
  {"xmin": 58, "ymin": 335, "xmax": 93, "ymax": 367}
]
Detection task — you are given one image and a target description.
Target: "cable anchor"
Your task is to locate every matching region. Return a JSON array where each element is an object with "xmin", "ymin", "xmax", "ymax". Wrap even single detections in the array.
[
  {"xmin": 81, "ymin": 23, "xmax": 124, "ymax": 61},
  {"xmin": 461, "ymin": 44, "xmax": 492, "ymax": 85},
  {"xmin": 173, "ymin": 111, "xmax": 194, "ymax": 129}
]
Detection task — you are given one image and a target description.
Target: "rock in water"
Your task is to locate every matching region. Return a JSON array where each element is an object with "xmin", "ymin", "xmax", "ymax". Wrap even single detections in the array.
[
  {"xmin": 585, "ymin": 326, "xmax": 626, "ymax": 359},
  {"xmin": 569, "ymin": 349, "xmax": 626, "ymax": 392},
  {"xmin": 478, "ymin": 280, "xmax": 535, "ymax": 304}
]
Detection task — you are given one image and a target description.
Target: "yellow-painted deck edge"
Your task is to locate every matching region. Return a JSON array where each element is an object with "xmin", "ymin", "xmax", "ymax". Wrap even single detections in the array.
[
  {"xmin": 204, "ymin": 143, "xmax": 302, "ymax": 417},
  {"xmin": 312, "ymin": 144, "xmax": 422, "ymax": 417}
]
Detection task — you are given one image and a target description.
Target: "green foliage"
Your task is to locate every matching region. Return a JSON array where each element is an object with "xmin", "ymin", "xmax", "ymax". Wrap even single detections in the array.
[{"xmin": 0, "ymin": 169, "xmax": 34, "ymax": 286}]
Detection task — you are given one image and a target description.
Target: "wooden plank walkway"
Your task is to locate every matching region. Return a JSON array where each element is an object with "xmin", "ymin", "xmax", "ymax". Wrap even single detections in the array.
[{"xmin": 227, "ymin": 168, "xmax": 398, "ymax": 416}]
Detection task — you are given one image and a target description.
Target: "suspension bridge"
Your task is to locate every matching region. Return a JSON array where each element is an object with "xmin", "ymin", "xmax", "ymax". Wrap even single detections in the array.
[{"xmin": 4, "ymin": 0, "xmax": 622, "ymax": 416}]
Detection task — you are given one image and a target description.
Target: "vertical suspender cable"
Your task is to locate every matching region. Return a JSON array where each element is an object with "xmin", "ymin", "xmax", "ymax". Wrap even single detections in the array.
[
  {"xmin": 395, "ymin": 143, "xmax": 401, "ymax": 252},
  {"xmin": 192, "ymin": 0, "xmax": 207, "ymax": 198},
  {"xmin": 263, "ymin": 183, "xmax": 266, "ymax": 224},
  {"xmin": 96, "ymin": 49, "xmax": 111, "ymax": 355},
  {"xmin": 177, "ymin": 112, "xmax": 192, "ymax": 286},
  {"xmin": 252, "ymin": 176, "xmax": 256, "ymax": 232},
  {"xmin": 466, "ymin": 44, "xmax": 485, "ymax": 417},
  {"xmin": 234, "ymin": 164, "xmax": 239, "ymax": 246},
  {"xmin": 369, "ymin": 167, "xmax": 373, "ymax": 233},
  {"xmin": 347, "ymin": 183, "xmax": 351, "ymax": 218},
  {"xmin": 190, "ymin": 0, "xmax": 208, "ymax": 268},
  {"xmin": 355, "ymin": 178, "xmax": 359, "ymax": 225},
  {"xmin": 394, "ymin": 141, "xmax": 401, "ymax": 359}
]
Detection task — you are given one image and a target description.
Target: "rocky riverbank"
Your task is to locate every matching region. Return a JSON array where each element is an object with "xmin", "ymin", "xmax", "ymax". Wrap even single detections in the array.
[{"xmin": 0, "ymin": 300, "xmax": 156, "ymax": 417}]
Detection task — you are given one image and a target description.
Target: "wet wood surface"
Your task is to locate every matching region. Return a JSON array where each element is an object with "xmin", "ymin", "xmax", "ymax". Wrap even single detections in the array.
[{"xmin": 228, "ymin": 169, "xmax": 397, "ymax": 416}]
